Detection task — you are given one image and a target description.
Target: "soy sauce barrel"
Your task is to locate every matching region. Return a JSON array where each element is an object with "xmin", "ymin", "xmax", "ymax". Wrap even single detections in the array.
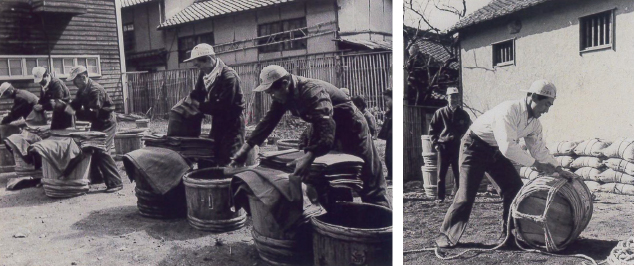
[
  {"xmin": 276, "ymin": 139, "xmax": 300, "ymax": 151},
  {"xmin": 249, "ymin": 195, "xmax": 312, "ymax": 265},
  {"xmin": 40, "ymin": 155, "xmax": 92, "ymax": 198},
  {"xmin": 421, "ymin": 166, "xmax": 438, "ymax": 198},
  {"xmin": 114, "ymin": 133, "xmax": 143, "ymax": 160},
  {"xmin": 311, "ymin": 202, "xmax": 392, "ymax": 265},
  {"xmin": 0, "ymin": 146, "xmax": 15, "ymax": 173},
  {"xmin": 422, "ymin": 152, "xmax": 437, "ymax": 166},
  {"xmin": 421, "ymin": 135, "xmax": 435, "ymax": 153},
  {"xmin": 183, "ymin": 167, "xmax": 246, "ymax": 232},
  {"xmin": 512, "ymin": 176, "xmax": 593, "ymax": 252}
]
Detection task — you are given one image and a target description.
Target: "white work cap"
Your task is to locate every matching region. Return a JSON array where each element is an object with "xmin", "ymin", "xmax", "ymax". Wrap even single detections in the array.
[
  {"xmin": 254, "ymin": 65, "xmax": 289, "ymax": 92},
  {"xmin": 32, "ymin": 67, "xmax": 47, "ymax": 83},
  {"xmin": 446, "ymin": 87, "xmax": 459, "ymax": 95},
  {"xmin": 67, "ymin": 66, "xmax": 88, "ymax": 81},
  {"xmin": 521, "ymin": 79, "xmax": 557, "ymax": 99},
  {"xmin": 183, "ymin": 43, "xmax": 215, "ymax": 63},
  {"xmin": 341, "ymin": 88, "xmax": 350, "ymax": 96},
  {"xmin": 0, "ymin": 82, "xmax": 12, "ymax": 97}
]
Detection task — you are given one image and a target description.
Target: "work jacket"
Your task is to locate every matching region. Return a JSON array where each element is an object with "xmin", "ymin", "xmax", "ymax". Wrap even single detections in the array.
[
  {"xmin": 190, "ymin": 63, "xmax": 245, "ymax": 121},
  {"xmin": 39, "ymin": 77, "xmax": 73, "ymax": 130},
  {"xmin": 69, "ymin": 79, "xmax": 116, "ymax": 131},
  {"xmin": 1, "ymin": 89, "xmax": 39, "ymax": 125},
  {"xmin": 429, "ymin": 105, "xmax": 472, "ymax": 146},
  {"xmin": 362, "ymin": 109, "xmax": 378, "ymax": 136}
]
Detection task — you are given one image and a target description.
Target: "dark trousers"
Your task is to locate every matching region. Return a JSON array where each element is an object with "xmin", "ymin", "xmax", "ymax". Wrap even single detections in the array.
[
  {"xmin": 209, "ymin": 114, "xmax": 245, "ymax": 166},
  {"xmin": 437, "ymin": 142, "xmax": 460, "ymax": 200},
  {"xmin": 90, "ymin": 119, "xmax": 123, "ymax": 188},
  {"xmin": 440, "ymin": 133, "xmax": 523, "ymax": 245}
]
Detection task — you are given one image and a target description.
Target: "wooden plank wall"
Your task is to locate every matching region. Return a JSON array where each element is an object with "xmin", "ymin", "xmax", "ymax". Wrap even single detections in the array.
[{"xmin": 0, "ymin": 0, "xmax": 123, "ymax": 113}]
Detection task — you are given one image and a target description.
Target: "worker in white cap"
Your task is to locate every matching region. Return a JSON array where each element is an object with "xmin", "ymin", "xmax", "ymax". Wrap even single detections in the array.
[
  {"xmin": 230, "ymin": 65, "xmax": 390, "ymax": 209},
  {"xmin": 32, "ymin": 67, "xmax": 73, "ymax": 130},
  {"xmin": 0, "ymin": 82, "xmax": 39, "ymax": 126},
  {"xmin": 170, "ymin": 43, "xmax": 245, "ymax": 166},
  {"xmin": 67, "ymin": 65, "xmax": 123, "ymax": 193},
  {"xmin": 428, "ymin": 87, "xmax": 472, "ymax": 202},
  {"xmin": 435, "ymin": 79, "xmax": 577, "ymax": 249}
]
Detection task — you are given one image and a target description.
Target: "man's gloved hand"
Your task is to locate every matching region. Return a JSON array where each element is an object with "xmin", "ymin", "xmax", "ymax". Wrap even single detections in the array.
[
  {"xmin": 229, "ymin": 143, "xmax": 253, "ymax": 167},
  {"xmin": 532, "ymin": 161, "xmax": 557, "ymax": 174},
  {"xmin": 286, "ymin": 151, "xmax": 315, "ymax": 178}
]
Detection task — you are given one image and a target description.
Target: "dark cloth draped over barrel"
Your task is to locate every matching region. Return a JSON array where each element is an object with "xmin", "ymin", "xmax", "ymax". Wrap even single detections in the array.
[
  {"xmin": 123, "ymin": 147, "xmax": 191, "ymax": 195},
  {"xmin": 39, "ymin": 77, "xmax": 74, "ymax": 130},
  {"xmin": 5, "ymin": 133, "xmax": 42, "ymax": 165}
]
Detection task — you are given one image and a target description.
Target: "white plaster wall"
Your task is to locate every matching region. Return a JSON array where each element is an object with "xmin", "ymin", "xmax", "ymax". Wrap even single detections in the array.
[{"xmin": 460, "ymin": 0, "xmax": 634, "ymax": 143}]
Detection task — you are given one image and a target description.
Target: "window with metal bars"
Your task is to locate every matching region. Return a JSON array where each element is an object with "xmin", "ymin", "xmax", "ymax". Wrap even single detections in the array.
[
  {"xmin": 580, "ymin": 10, "xmax": 613, "ymax": 51},
  {"xmin": 492, "ymin": 39, "xmax": 514, "ymax": 66},
  {"xmin": 0, "ymin": 55, "xmax": 101, "ymax": 80},
  {"xmin": 257, "ymin": 17, "xmax": 307, "ymax": 53},
  {"xmin": 123, "ymin": 23, "xmax": 135, "ymax": 52},
  {"xmin": 178, "ymin": 32, "xmax": 215, "ymax": 62}
]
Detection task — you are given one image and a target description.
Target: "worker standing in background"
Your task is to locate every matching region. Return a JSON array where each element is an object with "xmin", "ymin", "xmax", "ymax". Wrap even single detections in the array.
[
  {"xmin": 435, "ymin": 80, "xmax": 577, "ymax": 248},
  {"xmin": 67, "ymin": 66, "xmax": 123, "ymax": 193},
  {"xmin": 32, "ymin": 67, "xmax": 74, "ymax": 130},
  {"xmin": 0, "ymin": 82, "xmax": 39, "ymax": 125},
  {"xmin": 428, "ymin": 87, "xmax": 471, "ymax": 202},
  {"xmin": 377, "ymin": 89, "xmax": 392, "ymax": 181},
  {"xmin": 182, "ymin": 43, "xmax": 245, "ymax": 166},
  {"xmin": 231, "ymin": 65, "xmax": 390, "ymax": 208},
  {"xmin": 352, "ymin": 96, "xmax": 378, "ymax": 138}
]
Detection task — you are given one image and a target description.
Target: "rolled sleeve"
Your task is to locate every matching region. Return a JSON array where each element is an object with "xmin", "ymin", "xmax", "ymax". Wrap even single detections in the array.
[{"xmin": 492, "ymin": 107, "xmax": 536, "ymax": 167}]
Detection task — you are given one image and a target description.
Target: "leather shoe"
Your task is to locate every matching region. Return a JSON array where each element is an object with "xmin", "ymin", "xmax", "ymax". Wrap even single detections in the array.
[{"xmin": 435, "ymin": 234, "xmax": 456, "ymax": 248}]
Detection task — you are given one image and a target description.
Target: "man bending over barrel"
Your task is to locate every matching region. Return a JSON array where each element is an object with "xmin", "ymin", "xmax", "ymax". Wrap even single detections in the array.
[
  {"xmin": 230, "ymin": 65, "xmax": 390, "ymax": 208},
  {"xmin": 435, "ymin": 80, "xmax": 576, "ymax": 248}
]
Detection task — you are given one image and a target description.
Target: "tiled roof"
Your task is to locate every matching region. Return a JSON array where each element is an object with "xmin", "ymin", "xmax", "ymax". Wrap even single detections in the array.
[
  {"xmin": 158, "ymin": 0, "xmax": 299, "ymax": 29},
  {"xmin": 337, "ymin": 37, "xmax": 392, "ymax": 51},
  {"xmin": 121, "ymin": 0, "xmax": 155, "ymax": 8},
  {"xmin": 412, "ymin": 39, "xmax": 459, "ymax": 69},
  {"xmin": 450, "ymin": 0, "xmax": 555, "ymax": 32}
]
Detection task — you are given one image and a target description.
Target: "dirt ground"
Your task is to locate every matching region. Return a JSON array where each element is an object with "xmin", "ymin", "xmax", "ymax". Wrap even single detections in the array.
[
  {"xmin": 0, "ymin": 120, "xmax": 392, "ymax": 266},
  {"xmin": 403, "ymin": 181, "xmax": 634, "ymax": 265}
]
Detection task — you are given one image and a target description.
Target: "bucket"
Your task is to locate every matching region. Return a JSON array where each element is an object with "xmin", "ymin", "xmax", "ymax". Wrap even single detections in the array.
[
  {"xmin": 276, "ymin": 139, "xmax": 300, "ymax": 151},
  {"xmin": 135, "ymin": 119, "xmax": 149, "ymax": 128},
  {"xmin": 183, "ymin": 168, "xmax": 246, "ymax": 232},
  {"xmin": 0, "ymin": 146, "xmax": 15, "ymax": 173},
  {"xmin": 311, "ymin": 202, "xmax": 392, "ymax": 265},
  {"xmin": 114, "ymin": 133, "xmax": 143, "ymax": 160},
  {"xmin": 422, "ymin": 152, "xmax": 437, "ymax": 166},
  {"xmin": 41, "ymin": 155, "xmax": 92, "ymax": 198},
  {"xmin": 133, "ymin": 167, "xmax": 187, "ymax": 219},
  {"xmin": 422, "ymin": 166, "xmax": 437, "ymax": 197},
  {"xmin": 512, "ymin": 176, "xmax": 593, "ymax": 252},
  {"xmin": 249, "ymin": 195, "xmax": 312, "ymax": 265},
  {"xmin": 421, "ymin": 135, "xmax": 435, "ymax": 153}
]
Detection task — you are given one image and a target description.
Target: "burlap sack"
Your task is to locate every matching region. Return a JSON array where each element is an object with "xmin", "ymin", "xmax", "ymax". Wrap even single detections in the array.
[
  {"xmin": 601, "ymin": 138, "xmax": 634, "ymax": 162},
  {"xmin": 570, "ymin": 156, "xmax": 605, "ymax": 169},
  {"xmin": 573, "ymin": 139, "xmax": 611, "ymax": 157},
  {"xmin": 548, "ymin": 140, "xmax": 580, "ymax": 156},
  {"xmin": 584, "ymin": 181, "xmax": 601, "ymax": 192},
  {"xmin": 596, "ymin": 169, "xmax": 634, "ymax": 185},
  {"xmin": 598, "ymin": 183, "xmax": 634, "ymax": 196},
  {"xmin": 519, "ymin": 167, "xmax": 540, "ymax": 180},
  {"xmin": 556, "ymin": 156, "xmax": 575, "ymax": 168},
  {"xmin": 574, "ymin": 167, "xmax": 603, "ymax": 182},
  {"xmin": 604, "ymin": 158, "xmax": 634, "ymax": 176}
]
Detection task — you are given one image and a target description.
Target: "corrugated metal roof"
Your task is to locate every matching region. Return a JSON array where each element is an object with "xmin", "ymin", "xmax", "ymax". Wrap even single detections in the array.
[
  {"xmin": 158, "ymin": 0, "xmax": 299, "ymax": 29},
  {"xmin": 337, "ymin": 37, "xmax": 392, "ymax": 51},
  {"xmin": 411, "ymin": 39, "xmax": 459, "ymax": 69},
  {"xmin": 121, "ymin": 0, "xmax": 155, "ymax": 8},
  {"xmin": 450, "ymin": 0, "xmax": 556, "ymax": 33}
]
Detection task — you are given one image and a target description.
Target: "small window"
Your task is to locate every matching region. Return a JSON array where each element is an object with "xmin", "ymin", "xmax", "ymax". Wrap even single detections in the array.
[
  {"xmin": 258, "ymin": 17, "xmax": 307, "ymax": 53},
  {"xmin": 492, "ymin": 39, "xmax": 514, "ymax": 67},
  {"xmin": 580, "ymin": 10, "xmax": 613, "ymax": 52},
  {"xmin": 0, "ymin": 55, "xmax": 101, "ymax": 80},
  {"xmin": 178, "ymin": 32, "xmax": 215, "ymax": 62},
  {"xmin": 123, "ymin": 23, "xmax": 135, "ymax": 51}
]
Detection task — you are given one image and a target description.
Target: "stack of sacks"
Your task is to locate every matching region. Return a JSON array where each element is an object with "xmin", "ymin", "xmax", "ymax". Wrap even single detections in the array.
[
  {"xmin": 570, "ymin": 139, "xmax": 610, "ymax": 191},
  {"xmin": 595, "ymin": 138, "xmax": 634, "ymax": 196},
  {"xmin": 519, "ymin": 140, "xmax": 580, "ymax": 184},
  {"xmin": 142, "ymin": 134, "xmax": 214, "ymax": 161}
]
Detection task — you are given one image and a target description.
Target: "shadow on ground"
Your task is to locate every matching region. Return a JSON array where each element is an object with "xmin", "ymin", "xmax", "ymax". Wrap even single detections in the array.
[{"xmin": 157, "ymin": 242, "xmax": 263, "ymax": 266}]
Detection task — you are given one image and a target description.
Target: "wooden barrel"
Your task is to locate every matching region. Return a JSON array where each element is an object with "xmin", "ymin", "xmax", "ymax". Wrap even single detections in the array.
[
  {"xmin": 135, "ymin": 119, "xmax": 149, "ymax": 128},
  {"xmin": 133, "ymin": 168, "xmax": 187, "ymax": 219},
  {"xmin": 41, "ymin": 155, "xmax": 92, "ymax": 198},
  {"xmin": 0, "ymin": 146, "xmax": 15, "ymax": 173},
  {"xmin": 421, "ymin": 166, "xmax": 438, "ymax": 198},
  {"xmin": 311, "ymin": 202, "xmax": 392, "ymax": 265},
  {"xmin": 421, "ymin": 135, "xmax": 435, "ymax": 153},
  {"xmin": 13, "ymin": 152, "xmax": 42, "ymax": 179},
  {"xmin": 114, "ymin": 133, "xmax": 143, "ymax": 160},
  {"xmin": 512, "ymin": 176, "xmax": 593, "ymax": 252},
  {"xmin": 183, "ymin": 168, "xmax": 246, "ymax": 232},
  {"xmin": 249, "ymin": 195, "xmax": 312, "ymax": 265},
  {"xmin": 276, "ymin": 139, "xmax": 300, "ymax": 151},
  {"xmin": 422, "ymin": 152, "xmax": 437, "ymax": 166}
]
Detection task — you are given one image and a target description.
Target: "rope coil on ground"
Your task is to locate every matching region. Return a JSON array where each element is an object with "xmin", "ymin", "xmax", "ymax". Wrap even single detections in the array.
[{"xmin": 606, "ymin": 237, "xmax": 634, "ymax": 265}]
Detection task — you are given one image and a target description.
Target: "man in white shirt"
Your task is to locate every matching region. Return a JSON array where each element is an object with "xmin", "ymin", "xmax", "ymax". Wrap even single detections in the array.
[{"xmin": 435, "ymin": 79, "xmax": 576, "ymax": 248}]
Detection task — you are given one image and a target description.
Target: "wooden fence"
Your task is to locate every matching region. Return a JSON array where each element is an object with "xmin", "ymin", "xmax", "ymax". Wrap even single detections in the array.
[
  {"xmin": 125, "ymin": 51, "xmax": 392, "ymax": 125},
  {"xmin": 404, "ymin": 105, "xmax": 438, "ymax": 183}
]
